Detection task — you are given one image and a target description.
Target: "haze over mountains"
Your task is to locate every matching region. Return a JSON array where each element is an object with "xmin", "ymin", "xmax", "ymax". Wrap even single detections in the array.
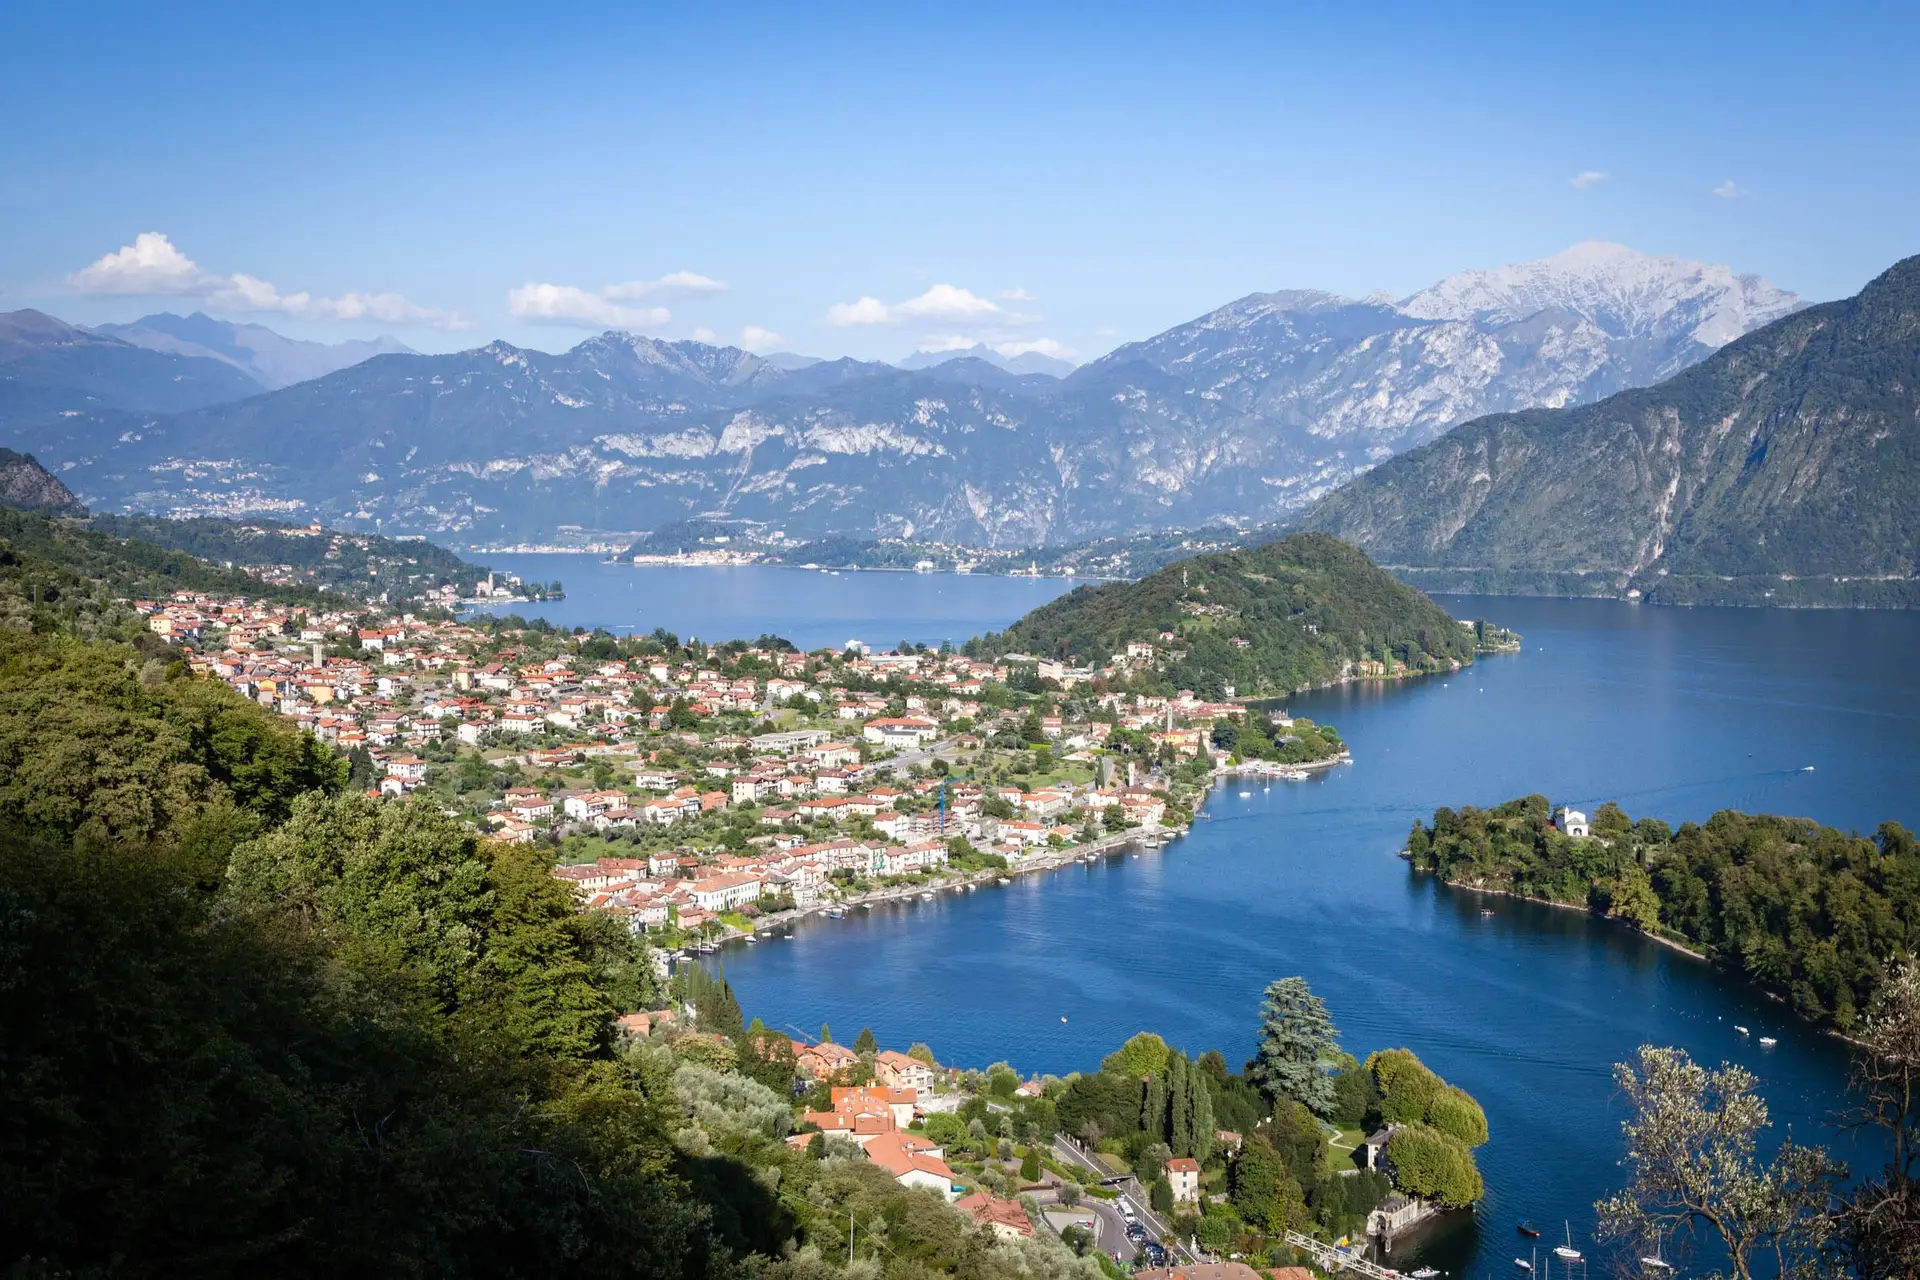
[
  {"xmin": 1, "ymin": 243, "xmax": 1804, "ymax": 542},
  {"xmin": 97, "ymin": 313, "xmax": 416, "ymax": 390},
  {"xmin": 1298, "ymin": 253, "xmax": 1920, "ymax": 606}
]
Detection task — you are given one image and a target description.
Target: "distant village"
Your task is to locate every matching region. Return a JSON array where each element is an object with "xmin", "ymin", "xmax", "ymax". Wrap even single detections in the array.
[{"xmin": 136, "ymin": 587, "xmax": 1329, "ymax": 950}]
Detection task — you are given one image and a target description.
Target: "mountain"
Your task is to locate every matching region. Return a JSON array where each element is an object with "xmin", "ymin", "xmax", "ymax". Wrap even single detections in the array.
[
  {"xmin": 0, "ymin": 309, "xmax": 262, "ymax": 414},
  {"xmin": 0, "ymin": 246, "xmax": 1798, "ymax": 544},
  {"xmin": 897, "ymin": 343, "xmax": 1077, "ymax": 378},
  {"xmin": 96, "ymin": 312, "xmax": 415, "ymax": 390},
  {"xmin": 1296, "ymin": 254, "xmax": 1920, "ymax": 607},
  {"xmin": 965, "ymin": 532, "xmax": 1482, "ymax": 698},
  {"xmin": 0, "ymin": 449, "xmax": 86, "ymax": 516}
]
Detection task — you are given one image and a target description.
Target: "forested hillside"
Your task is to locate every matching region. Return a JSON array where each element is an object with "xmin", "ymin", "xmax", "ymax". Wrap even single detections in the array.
[
  {"xmin": 968, "ymin": 533, "xmax": 1482, "ymax": 698},
  {"xmin": 0, "ymin": 507, "xmax": 335, "ymax": 637},
  {"xmin": 1407, "ymin": 796, "xmax": 1920, "ymax": 1029},
  {"xmin": 89, "ymin": 511, "xmax": 490, "ymax": 599}
]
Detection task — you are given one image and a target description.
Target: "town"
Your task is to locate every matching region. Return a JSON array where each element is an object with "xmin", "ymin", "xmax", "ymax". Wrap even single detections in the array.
[{"xmin": 136, "ymin": 587, "xmax": 1350, "ymax": 954}]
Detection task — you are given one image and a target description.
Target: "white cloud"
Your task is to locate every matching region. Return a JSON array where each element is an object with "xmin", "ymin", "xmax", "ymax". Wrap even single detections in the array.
[
  {"xmin": 914, "ymin": 335, "xmax": 981, "ymax": 353},
  {"xmin": 506, "ymin": 282, "xmax": 669, "ymax": 329},
  {"xmin": 69, "ymin": 232, "xmax": 471, "ymax": 329},
  {"xmin": 739, "ymin": 325, "xmax": 782, "ymax": 353},
  {"xmin": 998, "ymin": 287, "xmax": 1034, "ymax": 301},
  {"xmin": 826, "ymin": 295, "xmax": 894, "ymax": 326},
  {"xmin": 1712, "ymin": 179, "xmax": 1749, "ymax": 199},
  {"xmin": 992, "ymin": 337, "xmax": 1075, "ymax": 360},
  {"xmin": 827, "ymin": 283, "xmax": 1027, "ymax": 328},
  {"xmin": 691, "ymin": 327, "xmax": 719, "ymax": 343},
  {"xmin": 1569, "ymin": 170, "xmax": 1609, "ymax": 189},
  {"xmin": 603, "ymin": 270, "xmax": 728, "ymax": 300}
]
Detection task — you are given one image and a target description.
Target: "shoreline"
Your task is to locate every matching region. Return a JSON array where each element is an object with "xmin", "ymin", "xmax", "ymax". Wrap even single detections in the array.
[
  {"xmin": 697, "ymin": 752, "xmax": 1354, "ymax": 952},
  {"xmin": 1401, "ymin": 859, "xmax": 1712, "ymax": 962}
]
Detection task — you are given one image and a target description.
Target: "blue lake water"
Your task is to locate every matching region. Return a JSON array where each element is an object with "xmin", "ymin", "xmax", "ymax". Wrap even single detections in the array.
[
  {"xmin": 466, "ymin": 554, "xmax": 1086, "ymax": 651},
  {"xmin": 491, "ymin": 566, "xmax": 1920, "ymax": 1277}
]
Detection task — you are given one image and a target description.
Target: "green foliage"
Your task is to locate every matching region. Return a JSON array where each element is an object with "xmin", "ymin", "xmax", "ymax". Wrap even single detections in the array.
[
  {"xmin": 1411, "ymin": 797, "xmax": 1920, "ymax": 1030},
  {"xmin": 1022, "ymin": 1145, "xmax": 1042, "ymax": 1182},
  {"xmin": 1384, "ymin": 1122, "xmax": 1484, "ymax": 1207},
  {"xmin": 0, "ymin": 629, "xmax": 345, "ymax": 853},
  {"xmin": 854, "ymin": 1025, "xmax": 878, "ymax": 1054},
  {"xmin": 1101, "ymin": 1031, "xmax": 1171, "ymax": 1079},
  {"xmin": 966, "ymin": 533, "xmax": 1477, "ymax": 699},
  {"xmin": 1248, "ymin": 975, "xmax": 1340, "ymax": 1118}
]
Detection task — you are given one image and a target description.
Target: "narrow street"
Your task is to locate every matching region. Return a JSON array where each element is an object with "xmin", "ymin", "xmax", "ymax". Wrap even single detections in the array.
[{"xmin": 1048, "ymin": 1134, "xmax": 1195, "ymax": 1265}]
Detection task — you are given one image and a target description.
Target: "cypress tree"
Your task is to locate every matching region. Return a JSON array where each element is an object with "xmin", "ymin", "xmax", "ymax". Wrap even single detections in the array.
[
  {"xmin": 1189, "ymin": 1072, "xmax": 1215, "ymax": 1163},
  {"xmin": 1169, "ymin": 1053, "xmax": 1192, "ymax": 1157},
  {"xmin": 1142, "ymin": 1072, "xmax": 1167, "ymax": 1139}
]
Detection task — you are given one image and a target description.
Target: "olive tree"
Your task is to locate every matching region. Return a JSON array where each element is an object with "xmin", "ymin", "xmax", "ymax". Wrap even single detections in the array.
[{"xmin": 1596, "ymin": 1045, "xmax": 1843, "ymax": 1280}]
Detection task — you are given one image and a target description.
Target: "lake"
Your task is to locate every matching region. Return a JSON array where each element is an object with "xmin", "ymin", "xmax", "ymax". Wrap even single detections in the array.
[
  {"xmin": 493, "ymin": 565, "xmax": 1919, "ymax": 1276},
  {"xmin": 465, "ymin": 553, "xmax": 1087, "ymax": 652}
]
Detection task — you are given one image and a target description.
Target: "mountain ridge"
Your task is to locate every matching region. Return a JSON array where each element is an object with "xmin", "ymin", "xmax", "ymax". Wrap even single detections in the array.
[
  {"xmin": 1295, "ymin": 253, "xmax": 1920, "ymax": 606},
  {"xmin": 96, "ymin": 312, "xmax": 415, "ymax": 390},
  {"xmin": 0, "ymin": 244, "xmax": 1805, "ymax": 545}
]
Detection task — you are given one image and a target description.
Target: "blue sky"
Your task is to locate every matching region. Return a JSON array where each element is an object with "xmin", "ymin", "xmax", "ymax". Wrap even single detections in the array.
[{"xmin": 3, "ymin": 1, "xmax": 1915, "ymax": 361}]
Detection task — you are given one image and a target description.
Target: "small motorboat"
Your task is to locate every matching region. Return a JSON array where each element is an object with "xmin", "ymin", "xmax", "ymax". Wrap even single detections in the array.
[
  {"xmin": 1759, "ymin": 1036, "xmax": 1778, "ymax": 1047},
  {"xmin": 1517, "ymin": 1222, "xmax": 1541, "ymax": 1238},
  {"xmin": 1514, "ymin": 1259, "xmax": 1533, "ymax": 1273},
  {"xmin": 1481, "ymin": 908, "xmax": 1495, "ymax": 917},
  {"xmin": 1238, "ymin": 790, "xmax": 1252, "ymax": 798},
  {"xmin": 1735, "ymin": 1025, "xmax": 1750, "ymax": 1035},
  {"xmin": 1802, "ymin": 764, "xmax": 1816, "ymax": 772},
  {"xmin": 1410, "ymin": 1269, "xmax": 1442, "ymax": 1279}
]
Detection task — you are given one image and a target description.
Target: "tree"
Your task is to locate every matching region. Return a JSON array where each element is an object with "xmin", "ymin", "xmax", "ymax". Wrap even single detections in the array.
[
  {"xmin": 1248, "ymin": 976, "xmax": 1340, "ymax": 1118},
  {"xmin": 820, "ymin": 1022, "xmax": 832, "ymax": 1044},
  {"xmin": 1596, "ymin": 1046, "xmax": 1842, "ymax": 1280},
  {"xmin": 1842, "ymin": 960, "xmax": 1920, "ymax": 1277},
  {"xmin": 1230, "ymin": 1135, "xmax": 1288, "ymax": 1227},
  {"xmin": 1021, "ymin": 1146, "xmax": 1042, "ymax": 1183},
  {"xmin": 1102, "ymin": 1031, "xmax": 1171, "ymax": 1079},
  {"xmin": 907, "ymin": 1042, "xmax": 938, "ymax": 1067},
  {"xmin": 1168, "ymin": 1053, "xmax": 1192, "ymax": 1157},
  {"xmin": 1384, "ymin": 1124, "xmax": 1483, "ymax": 1207},
  {"xmin": 1187, "ymin": 1070, "xmax": 1215, "ymax": 1164},
  {"xmin": 854, "ymin": 1026, "xmax": 878, "ymax": 1055}
]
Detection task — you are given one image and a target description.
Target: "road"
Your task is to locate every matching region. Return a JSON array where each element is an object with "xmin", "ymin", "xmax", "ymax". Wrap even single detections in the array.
[{"xmin": 1049, "ymin": 1135, "xmax": 1195, "ymax": 1265}]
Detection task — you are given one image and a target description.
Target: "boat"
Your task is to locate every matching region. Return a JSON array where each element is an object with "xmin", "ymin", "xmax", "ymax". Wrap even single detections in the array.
[
  {"xmin": 1641, "ymin": 1227, "xmax": 1674, "ymax": 1271},
  {"xmin": 744, "ymin": 935, "xmax": 757, "ymax": 944},
  {"xmin": 1554, "ymin": 1222, "xmax": 1582, "ymax": 1262},
  {"xmin": 1735, "ymin": 1025, "xmax": 1750, "ymax": 1035},
  {"xmin": 1410, "ymin": 1270, "xmax": 1441, "ymax": 1279},
  {"xmin": 1514, "ymin": 1257, "xmax": 1534, "ymax": 1273},
  {"xmin": 1802, "ymin": 764, "xmax": 1816, "ymax": 772},
  {"xmin": 920, "ymin": 891, "xmax": 935, "ymax": 900},
  {"xmin": 1238, "ymin": 790, "xmax": 1252, "ymax": 798},
  {"xmin": 1481, "ymin": 908, "xmax": 1495, "ymax": 917},
  {"xmin": 1759, "ymin": 1035, "xmax": 1778, "ymax": 1047},
  {"xmin": 1517, "ymin": 1222, "xmax": 1541, "ymax": 1238}
]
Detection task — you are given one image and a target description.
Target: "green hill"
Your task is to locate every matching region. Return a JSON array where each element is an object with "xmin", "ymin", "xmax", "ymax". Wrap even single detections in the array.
[
  {"xmin": 1297, "ymin": 254, "xmax": 1920, "ymax": 606},
  {"xmin": 0, "ymin": 507, "xmax": 340, "ymax": 637},
  {"xmin": 965, "ymin": 532, "xmax": 1484, "ymax": 698}
]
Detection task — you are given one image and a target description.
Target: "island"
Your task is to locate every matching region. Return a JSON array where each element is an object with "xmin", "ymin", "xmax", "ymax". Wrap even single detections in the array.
[{"xmin": 1405, "ymin": 795, "xmax": 1920, "ymax": 1032}]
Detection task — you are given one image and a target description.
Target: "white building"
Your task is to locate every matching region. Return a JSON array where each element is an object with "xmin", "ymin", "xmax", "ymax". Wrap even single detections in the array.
[{"xmin": 1556, "ymin": 806, "xmax": 1591, "ymax": 838}]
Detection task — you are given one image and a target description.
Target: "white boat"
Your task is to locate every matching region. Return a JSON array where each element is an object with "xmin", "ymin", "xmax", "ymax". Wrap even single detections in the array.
[
  {"xmin": 1514, "ymin": 1260, "xmax": 1533, "ymax": 1273},
  {"xmin": 1641, "ymin": 1227, "xmax": 1674, "ymax": 1271},
  {"xmin": 1759, "ymin": 1036, "xmax": 1778, "ymax": 1047},
  {"xmin": 1735, "ymin": 1025, "xmax": 1750, "ymax": 1034},
  {"xmin": 920, "ymin": 891, "xmax": 935, "ymax": 900},
  {"xmin": 1411, "ymin": 1270, "xmax": 1441, "ymax": 1279},
  {"xmin": 1238, "ymin": 790, "xmax": 1252, "ymax": 798},
  {"xmin": 744, "ymin": 935, "xmax": 757, "ymax": 944},
  {"xmin": 1802, "ymin": 764, "xmax": 1816, "ymax": 772},
  {"xmin": 1554, "ymin": 1222, "xmax": 1582, "ymax": 1262}
]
